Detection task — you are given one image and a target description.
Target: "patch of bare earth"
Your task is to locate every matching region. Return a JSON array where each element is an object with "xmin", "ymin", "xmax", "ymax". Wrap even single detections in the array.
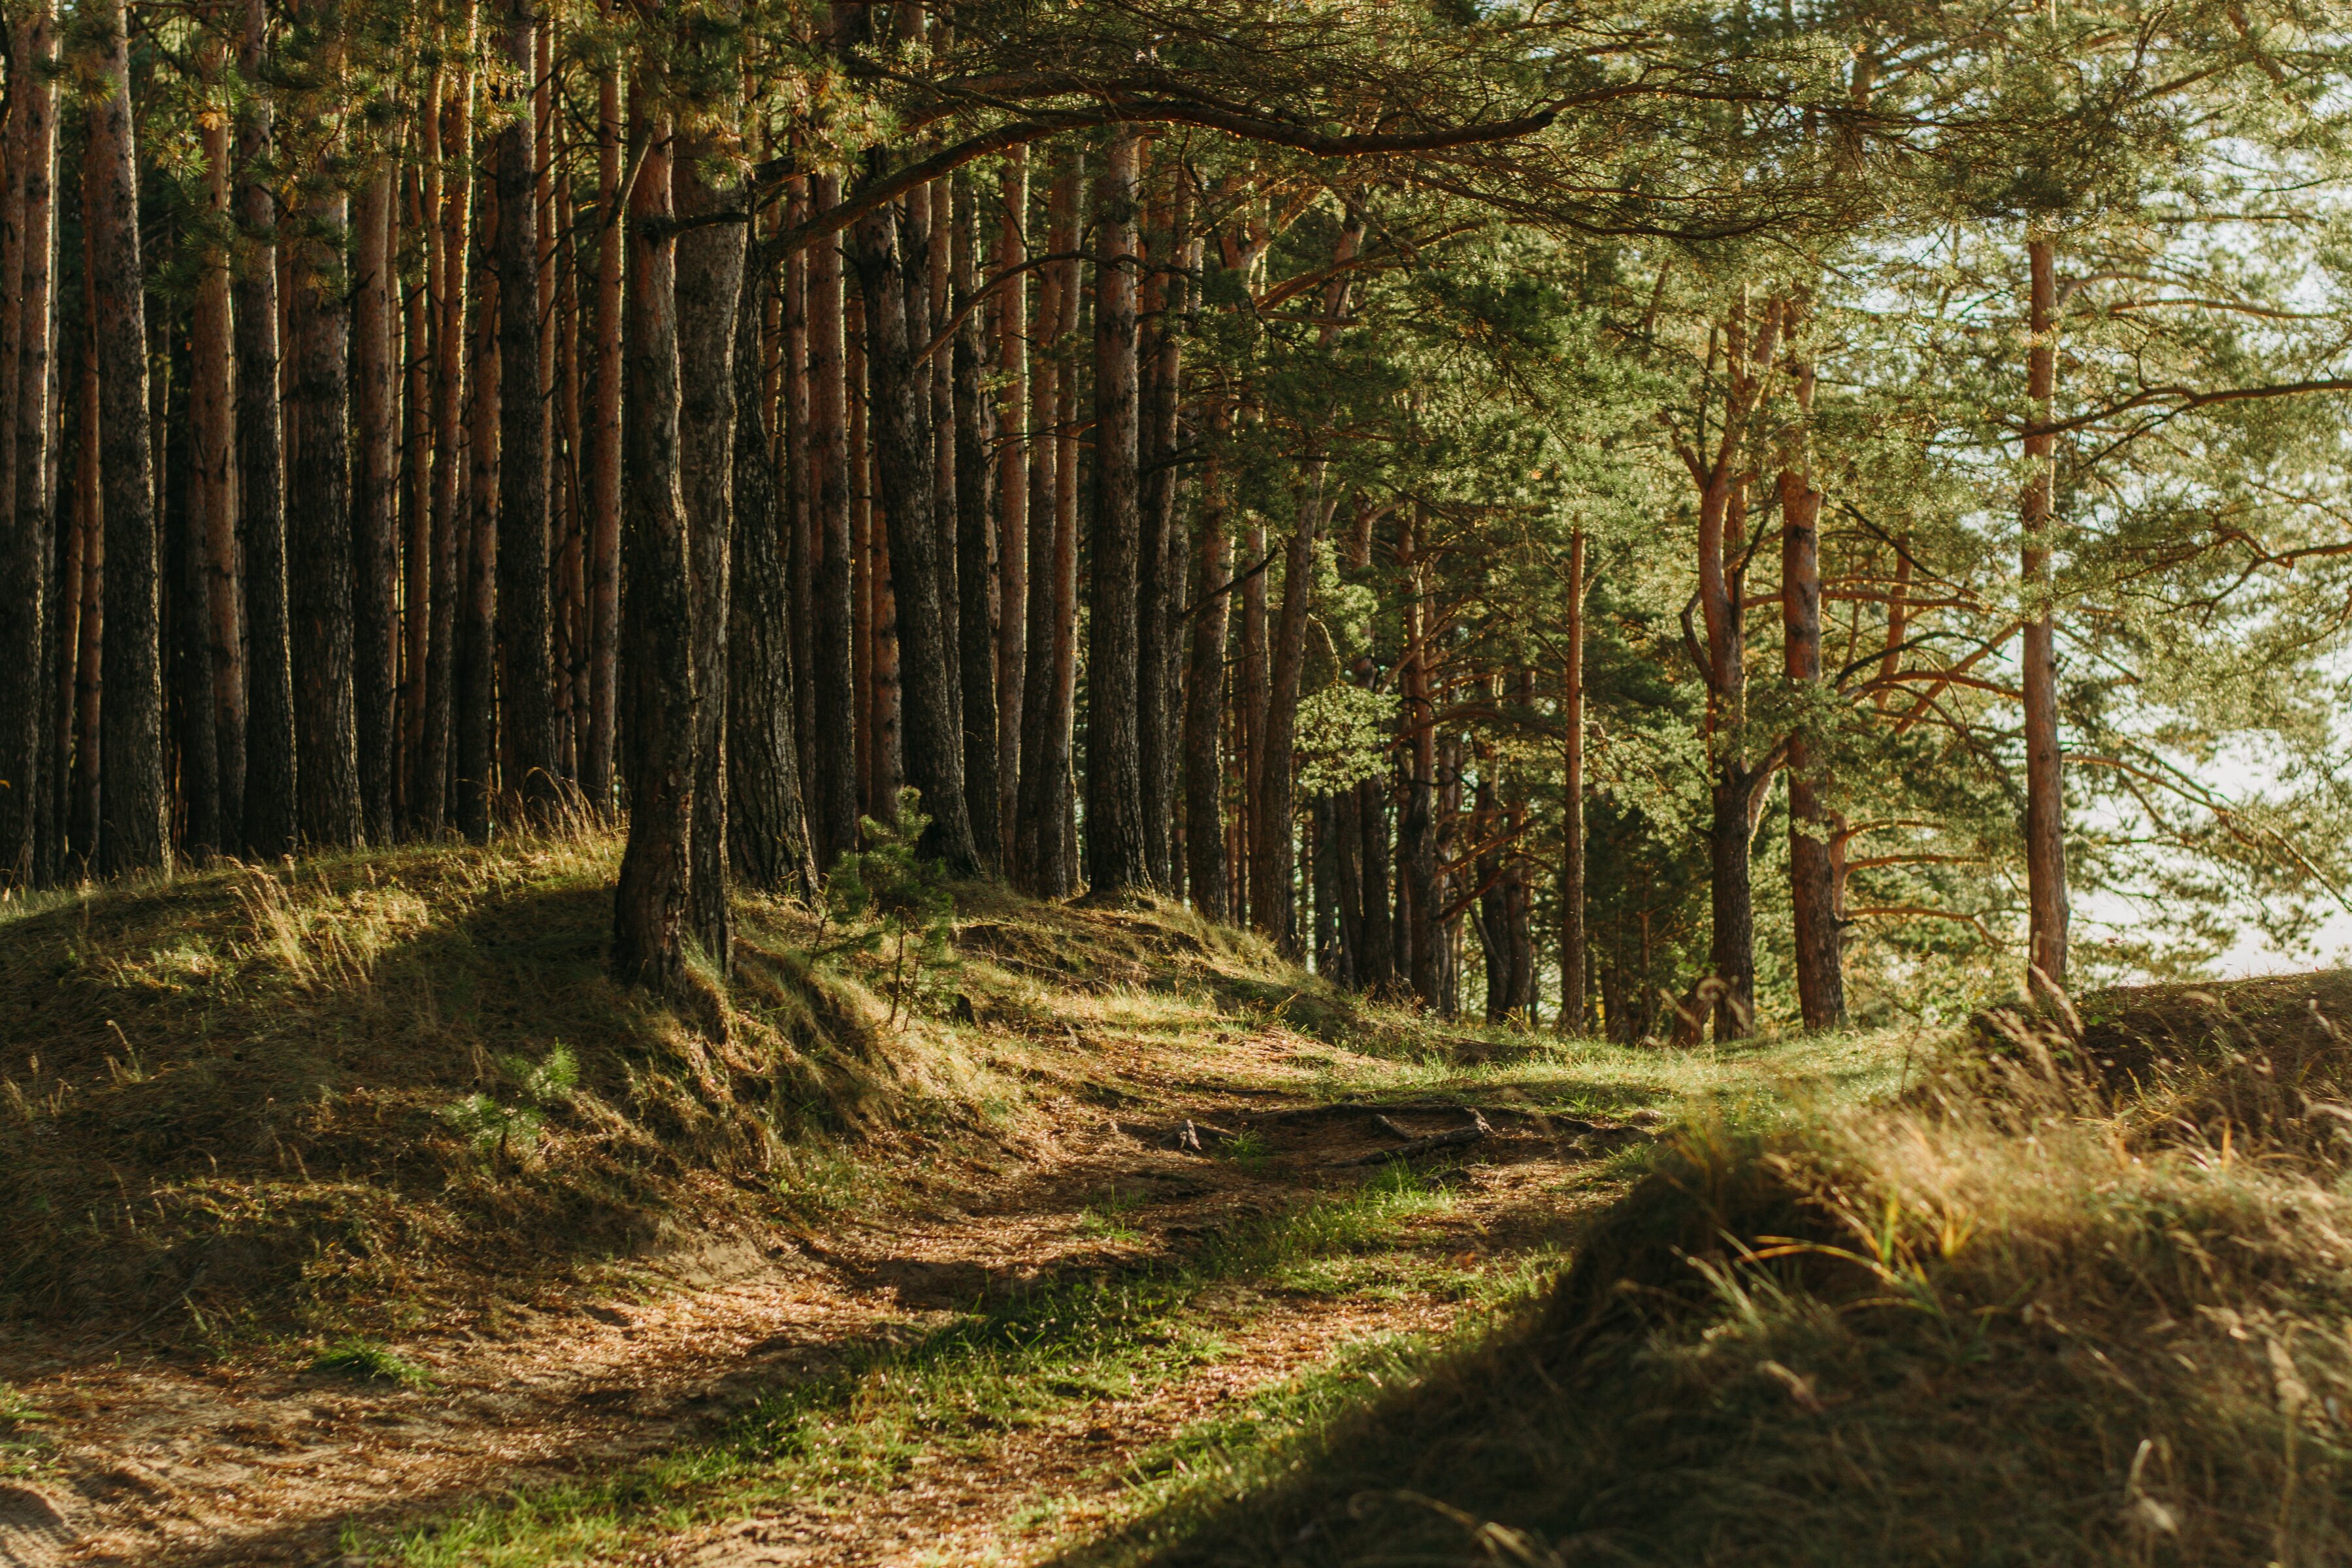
[{"xmin": 1, "ymin": 1094, "xmax": 1622, "ymax": 1568}]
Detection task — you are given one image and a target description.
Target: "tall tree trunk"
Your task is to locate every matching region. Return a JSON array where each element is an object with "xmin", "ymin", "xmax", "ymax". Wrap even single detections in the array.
[
  {"xmin": 581, "ymin": 15, "xmax": 621, "ymax": 813},
  {"xmin": 1356, "ymin": 770, "xmax": 1392, "ymax": 990},
  {"xmin": 165, "ymin": 340, "xmax": 221, "ymax": 858},
  {"xmin": 913, "ymin": 180, "xmax": 960, "ymax": 827},
  {"xmin": 68, "ymin": 307, "xmax": 100, "ymax": 868},
  {"xmin": 496, "ymin": 0, "xmax": 555, "ymax": 819},
  {"xmin": 353, "ymin": 166, "xmax": 399, "ymax": 843},
  {"xmin": 992, "ymin": 148, "xmax": 1027, "ymax": 868},
  {"xmin": 1085, "ymin": 128, "xmax": 1149, "ymax": 898},
  {"xmin": 1135, "ymin": 170, "xmax": 1186, "ymax": 892},
  {"xmin": 0, "ymin": 6, "xmax": 48, "ymax": 885},
  {"xmin": 728, "ymin": 232, "xmax": 815, "ymax": 898},
  {"xmin": 457, "ymin": 172, "xmax": 500, "ymax": 838},
  {"xmin": 86, "ymin": 0, "xmax": 166, "ymax": 876},
  {"xmin": 1249, "ymin": 500, "xmax": 1322, "ymax": 955},
  {"xmin": 1236, "ymin": 518, "xmax": 1267, "ymax": 923},
  {"xmin": 612, "ymin": 78, "xmax": 693, "ymax": 990},
  {"xmin": 2021, "ymin": 232, "xmax": 2067, "ymax": 995},
  {"xmin": 11, "ymin": 6, "xmax": 56, "ymax": 883},
  {"xmin": 235, "ymin": 0, "xmax": 295, "ymax": 856},
  {"xmin": 287, "ymin": 160, "xmax": 362, "ymax": 849},
  {"xmin": 1014, "ymin": 152, "xmax": 1077, "ymax": 895},
  {"xmin": 1182, "ymin": 424, "xmax": 1231, "ymax": 921},
  {"xmin": 401, "ymin": 162, "xmax": 433, "ymax": 823},
  {"xmin": 1558, "ymin": 530, "xmax": 1586, "ymax": 1034},
  {"xmin": 1398, "ymin": 508, "xmax": 1439, "ymax": 1007},
  {"xmin": 191, "ymin": 46, "xmax": 241, "ymax": 850},
  {"xmin": 851, "ymin": 199, "xmax": 978, "ymax": 874},
  {"xmin": 1780, "ymin": 318, "xmax": 1843, "ymax": 1030},
  {"xmin": 676, "ymin": 116, "xmax": 742, "ymax": 962},
  {"xmin": 783, "ymin": 173, "xmax": 815, "ymax": 808},
  {"xmin": 808, "ymin": 175, "xmax": 858, "ymax": 867},
  {"xmin": 951, "ymin": 172, "xmax": 1000, "ymax": 872},
  {"xmin": 419, "ymin": 43, "xmax": 474, "ymax": 834}
]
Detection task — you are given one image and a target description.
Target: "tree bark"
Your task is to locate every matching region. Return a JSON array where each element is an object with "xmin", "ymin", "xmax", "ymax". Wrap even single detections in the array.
[
  {"xmin": 1398, "ymin": 508, "xmax": 1439, "ymax": 1007},
  {"xmin": 677, "ymin": 117, "xmax": 743, "ymax": 963},
  {"xmin": 992, "ymin": 148, "xmax": 1027, "ymax": 868},
  {"xmin": 86, "ymin": 0, "xmax": 167, "ymax": 876},
  {"xmin": 1558, "ymin": 531, "xmax": 1586, "ymax": 1034},
  {"xmin": 1135, "ymin": 172, "xmax": 1187, "ymax": 892},
  {"xmin": 728, "ymin": 231, "xmax": 816, "ymax": 898},
  {"xmin": 0, "ymin": 5, "xmax": 50, "ymax": 885},
  {"xmin": 1085, "ymin": 127, "xmax": 1149, "ymax": 898},
  {"xmin": 851, "ymin": 199, "xmax": 979, "ymax": 874},
  {"xmin": 783, "ymin": 173, "xmax": 815, "ymax": 808},
  {"xmin": 1780, "ymin": 319, "xmax": 1843, "ymax": 1030},
  {"xmin": 1182, "ymin": 419, "xmax": 1231, "ymax": 921},
  {"xmin": 951, "ymin": 172, "xmax": 1000, "ymax": 872},
  {"xmin": 2021, "ymin": 232, "xmax": 2068, "ymax": 996},
  {"xmin": 582, "ymin": 17, "xmax": 621, "ymax": 814},
  {"xmin": 613, "ymin": 80, "xmax": 694, "ymax": 990},
  {"xmin": 419, "ymin": 46, "xmax": 474, "ymax": 834},
  {"xmin": 67, "ymin": 306, "xmax": 99, "ymax": 867},
  {"xmin": 1249, "ymin": 499, "xmax": 1322, "ymax": 954},
  {"xmin": 807, "ymin": 175, "xmax": 858, "ymax": 867},
  {"xmin": 1014, "ymin": 152, "xmax": 1078, "ymax": 896},
  {"xmin": 164, "ymin": 338, "xmax": 221, "ymax": 859},
  {"xmin": 496, "ymin": 0, "xmax": 555, "ymax": 819},
  {"xmin": 189, "ymin": 43, "xmax": 242, "ymax": 852},
  {"xmin": 353, "ymin": 166, "xmax": 399, "ymax": 843}
]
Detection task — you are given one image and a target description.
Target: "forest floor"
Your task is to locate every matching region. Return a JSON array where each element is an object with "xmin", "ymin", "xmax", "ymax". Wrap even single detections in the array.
[{"xmin": 13, "ymin": 832, "xmax": 2344, "ymax": 1567}]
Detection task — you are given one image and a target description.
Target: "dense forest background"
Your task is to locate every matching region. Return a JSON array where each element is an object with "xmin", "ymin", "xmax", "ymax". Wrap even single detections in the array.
[{"xmin": 1, "ymin": 0, "xmax": 2348, "ymax": 1039}]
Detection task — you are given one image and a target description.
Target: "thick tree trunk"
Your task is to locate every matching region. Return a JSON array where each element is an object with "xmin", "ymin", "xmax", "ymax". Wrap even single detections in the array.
[
  {"xmin": 807, "ymin": 176, "xmax": 858, "ymax": 867},
  {"xmin": 1780, "ymin": 332, "xmax": 1843, "ymax": 1030},
  {"xmin": 1085, "ymin": 128, "xmax": 1149, "ymax": 898},
  {"xmin": 1249, "ymin": 499, "xmax": 1322, "ymax": 955},
  {"xmin": 1014, "ymin": 154, "xmax": 1078, "ymax": 895},
  {"xmin": 612, "ymin": 86, "xmax": 694, "ymax": 990},
  {"xmin": 353, "ymin": 167, "xmax": 399, "ymax": 843},
  {"xmin": 68, "ymin": 315, "xmax": 100, "ymax": 867},
  {"xmin": 728, "ymin": 234, "xmax": 816, "ymax": 898},
  {"xmin": 951, "ymin": 173, "xmax": 1000, "ymax": 872},
  {"xmin": 2021, "ymin": 233, "xmax": 2068, "ymax": 995},
  {"xmin": 1135, "ymin": 174, "xmax": 1179, "ymax": 891},
  {"xmin": 1182, "ymin": 429, "xmax": 1231, "ymax": 921},
  {"xmin": 913, "ymin": 180, "xmax": 960, "ymax": 822},
  {"xmin": 582, "ymin": 23, "xmax": 621, "ymax": 814},
  {"xmin": 0, "ymin": 6, "xmax": 51, "ymax": 885},
  {"xmin": 86, "ymin": 0, "xmax": 166, "ymax": 877},
  {"xmin": 783, "ymin": 174, "xmax": 815, "ymax": 806},
  {"xmin": 235, "ymin": 0, "xmax": 294, "ymax": 857},
  {"xmin": 1236, "ymin": 519, "xmax": 1267, "ymax": 922},
  {"xmin": 851, "ymin": 200, "xmax": 979, "ymax": 875},
  {"xmin": 401, "ymin": 164, "xmax": 433, "ymax": 821},
  {"xmin": 992, "ymin": 149, "xmax": 1027, "ymax": 866},
  {"xmin": 164, "ymin": 344, "xmax": 221, "ymax": 859},
  {"xmin": 287, "ymin": 172, "xmax": 362, "ymax": 850},
  {"xmin": 457, "ymin": 169, "xmax": 500, "ymax": 840},
  {"xmin": 1355, "ymin": 771, "xmax": 1392, "ymax": 991},
  {"xmin": 677, "ymin": 120, "xmax": 742, "ymax": 963},
  {"xmin": 192, "ymin": 54, "xmax": 241, "ymax": 850},
  {"xmin": 497, "ymin": 0, "xmax": 555, "ymax": 819},
  {"xmin": 1398, "ymin": 509, "xmax": 1439, "ymax": 1007},
  {"xmin": 1558, "ymin": 531, "xmax": 1586, "ymax": 1034},
  {"xmin": 419, "ymin": 52, "xmax": 474, "ymax": 834}
]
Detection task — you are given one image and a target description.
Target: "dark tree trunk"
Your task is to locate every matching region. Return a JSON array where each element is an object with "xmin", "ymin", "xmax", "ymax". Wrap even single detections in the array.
[
  {"xmin": 807, "ymin": 176, "xmax": 858, "ymax": 867},
  {"xmin": 1780, "ymin": 334, "xmax": 1843, "ymax": 1030},
  {"xmin": 1249, "ymin": 500, "xmax": 1322, "ymax": 955},
  {"xmin": 67, "ymin": 312, "xmax": 99, "ymax": 868},
  {"xmin": 400, "ymin": 163, "xmax": 432, "ymax": 825},
  {"xmin": 851, "ymin": 199, "xmax": 979, "ymax": 875},
  {"xmin": 497, "ymin": 0, "xmax": 555, "ymax": 819},
  {"xmin": 1013, "ymin": 153, "xmax": 1078, "ymax": 896},
  {"xmin": 1085, "ymin": 128, "xmax": 1149, "ymax": 897},
  {"xmin": 992, "ymin": 148, "xmax": 1027, "ymax": 867},
  {"xmin": 1235, "ymin": 518, "xmax": 1267, "ymax": 923},
  {"xmin": 951, "ymin": 173, "xmax": 1000, "ymax": 872},
  {"xmin": 86, "ymin": 0, "xmax": 166, "ymax": 876},
  {"xmin": 236, "ymin": 0, "xmax": 293, "ymax": 857},
  {"xmin": 1137, "ymin": 177, "xmax": 1189, "ymax": 892},
  {"xmin": 1398, "ymin": 510, "xmax": 1439, "ymax": 1007},
  {"xmin": 582, "ymin": 24, "xmax": 621, "ymax": 813},
  {"xmin": 912, "ymin": 180, "xmax": 960, "ymax": 827},
  {"xmin": 192, "ymin": 50, "xmax": 241, "ymax": 851},
  {"xmin": 728, "ymin": 233, "xmax": 816, "ymax": 898},
  {"xmin": 353, "ymin": 166, "xmax": 399, "ymax": 843},
  {"xmin": 613, "ymin": 85, "xmax": 694, "ymax": 990},
  {"xmin": 783, "ymin": 174, "xmax": 815, "ymax": 809},
  {"xmin": 287, "ymin": 174, "xmax": 362, "ymax": 849},
  {"xmin": 1559, "ymin": 531, "xmax": 1586, "ymax": 1034},
  {"xmin": 417, "ymin": 57, "xmax": 472, "ymax": 836},
  {"xmin": 1182, "ymin": 429, "xmax": 1230, "ymax": 921},
  {"xmin": 457, "ymin": 173, "xmax": 500, "ymax": 840},
  {"xmin": 676, "ymin": 121, "xmax": 741, "ymax": 962},
  {"xmin": 0, "ymin": 5, "xmax": 51, "ymax": 885},
  {"xmin": 1355, "ymin": 772, "xmax": 1393, "ymax": 991},
  {"xmin": 164, "ymin": 346, "xmax": 220, "ymax": 859}
]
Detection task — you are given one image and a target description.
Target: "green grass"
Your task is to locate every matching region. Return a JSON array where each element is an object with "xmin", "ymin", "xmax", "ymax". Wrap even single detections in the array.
[
  {"xmin": 371, "ymin": 1165, "xmax": 1461, "ymax": 1567},
  {"xmin": 310, "ymin": 1339, "xmax": 436, "ymax": 1388}
]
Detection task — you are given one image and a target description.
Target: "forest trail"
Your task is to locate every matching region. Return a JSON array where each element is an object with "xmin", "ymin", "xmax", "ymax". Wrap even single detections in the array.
[{"xmin": 1, "ymin": 1080, "xmax": 1633, "ymax": 1568}]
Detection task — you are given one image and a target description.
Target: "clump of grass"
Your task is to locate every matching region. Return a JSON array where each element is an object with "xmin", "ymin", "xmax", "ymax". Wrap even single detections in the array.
[
  {"xmin": 0, "ymin": 1381, "xmax": 42, "ymax": 1424},
  {"xmin": 310, "ymin": 1339, "xmax": 436, "ymax": 1388}
]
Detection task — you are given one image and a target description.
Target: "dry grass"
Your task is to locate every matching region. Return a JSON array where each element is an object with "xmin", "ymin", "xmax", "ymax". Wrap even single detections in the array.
[{"xmin": 1070, "ymin": 972, "xmax": 2352, "ymax": 1567}]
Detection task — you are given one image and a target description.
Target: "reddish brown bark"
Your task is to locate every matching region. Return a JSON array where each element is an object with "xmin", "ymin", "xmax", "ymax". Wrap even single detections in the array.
[
  {"xmin": 582, "ymin": 18, "xmax": 621, "ymax": 813},
  {"xmin": 2022, "ymin": 234, "xmax": 2068, "ymax": 994}
]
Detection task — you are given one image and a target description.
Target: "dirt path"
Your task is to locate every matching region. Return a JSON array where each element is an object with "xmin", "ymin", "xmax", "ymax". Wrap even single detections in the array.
[{"xmin": 0, "ymin": 1097, "xmax": 1622, "ymax": 1568}]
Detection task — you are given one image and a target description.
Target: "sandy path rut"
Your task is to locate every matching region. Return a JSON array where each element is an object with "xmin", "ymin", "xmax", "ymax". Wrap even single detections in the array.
[{"xmin": 0, "ymin": 1100, "xmax": 1614, "ymax": 1568}]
